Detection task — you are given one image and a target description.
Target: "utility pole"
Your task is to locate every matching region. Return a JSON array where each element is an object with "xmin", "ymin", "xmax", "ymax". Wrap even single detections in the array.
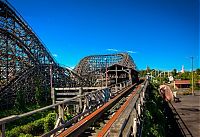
[{"xmin": 191, "ymin": 56, "xmax": 194, "ymax": 95}]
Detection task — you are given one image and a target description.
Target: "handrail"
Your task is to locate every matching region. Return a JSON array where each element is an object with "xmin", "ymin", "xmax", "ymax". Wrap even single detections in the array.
[
  {"xmin": 0, "ymin": 80, "xmax": 131, "ymax": 136},
  {"xmin": 97, "ymin": 79, "xmax": 149, "ymax": 137},
  {"xmin": 0, "ymin": 87, "xmax": 108, "ymax": 125}
]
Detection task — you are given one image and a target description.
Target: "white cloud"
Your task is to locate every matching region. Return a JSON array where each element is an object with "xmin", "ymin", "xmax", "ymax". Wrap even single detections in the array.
[
  {"xmin": 69, "ymin": 66, "xmax": 75, "ymax": 69},
  {"xmin": 66, "ymin": 66, "xmax": 75, "ymax": 70},
  {"xmin": 107, "ymin": 48, "xmax": 118, "ymax": 52},
  {"xmin": 52, "ymin": 54, "xmax": 58, "ymax": 57},
  {"xmin": 127, "ymin": 50, "xmax": 136, "ymax": 54}
]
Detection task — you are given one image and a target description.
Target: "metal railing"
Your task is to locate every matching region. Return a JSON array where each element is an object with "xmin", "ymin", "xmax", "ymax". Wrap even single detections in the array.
[
  {"xmin": 0, "ymin": 80, "xmax": 131, "ymax": 137},
  {"xmin": 99, "ymin": 79, "xmax": 149, "ymax": 137}
]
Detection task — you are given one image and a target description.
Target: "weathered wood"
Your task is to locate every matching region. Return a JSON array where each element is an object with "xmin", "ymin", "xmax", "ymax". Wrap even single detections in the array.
[{"xmin": 55, "ymin": 87, "xmax": 105, "ymax": 90}]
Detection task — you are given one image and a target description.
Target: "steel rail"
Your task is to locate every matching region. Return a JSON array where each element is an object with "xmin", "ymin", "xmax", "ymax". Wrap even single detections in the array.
[
  {"xmin": 57, "ymin": 84, "xmax": 136, "ymax": 137},
  {"xmin": 97, "ymin": 84, "xmax": 142, "ymax": 137}
]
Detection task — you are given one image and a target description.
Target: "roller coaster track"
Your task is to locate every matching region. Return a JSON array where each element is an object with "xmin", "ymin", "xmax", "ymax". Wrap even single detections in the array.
[
  {"xmin": 57, "ymin": 80, "xmax": 148, "ymax": 137},
  {"xmin": 0, "ymin": 0, "xmax": 137, "ymax": 109},
  {"xmin": 75, "ymin": 53, "xmax": 136, "ymax": 76},
  {"xmin": 0, "ymin": 0, "xmax": 88, "ymax": 108}
]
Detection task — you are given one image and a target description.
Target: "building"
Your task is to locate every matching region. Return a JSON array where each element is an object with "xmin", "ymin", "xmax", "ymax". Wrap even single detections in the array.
[{"xmin": 174, "ymin": 80, "xmax": 200, "ymax": 89}]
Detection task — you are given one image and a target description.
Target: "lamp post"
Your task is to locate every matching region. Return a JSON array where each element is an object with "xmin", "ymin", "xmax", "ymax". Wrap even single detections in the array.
[{"xmin": 190, "ymin": 56, "xmax": 194, "ymax": 95}]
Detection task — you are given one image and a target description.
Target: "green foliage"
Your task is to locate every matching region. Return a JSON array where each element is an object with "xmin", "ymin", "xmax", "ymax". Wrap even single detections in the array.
[
  {"xmin": 139, "ymin": 70, "xmax": 148, "ymax": 77},
  {"xmin": 0, "ymin": 104, "xmax": 54, "ymax": 133},
  {"xmin": 196, "ymin": 68, "xmax": 200, "ymax": 75},
  {"xmin": 171, "ymin": 69, "xmax": 177, "ymax": 77},
  {"xmin": 35, "ymin": 86, "xmax": 43, "ymax": 105},
  {"xmin": 192, "ymin": 72, "xmax": 200, "ymax": 90},
  {"xmin": 15, "ymin": 90, "xmax": 25, "ymax": 110},
  {"xmin": 142, "ymin": 83, "xmax": 166, "ymax": 137},
  {"xmin": 180, "ymin": 72, "xmax": 190, "ymax": 80},
  {"xmin": 44, "ymin": 113, "xmax": 56, "ymax": 132},
  {"xmin": 6, "ymin": 113, "xmax": 56, "ymax": 137},
  {"xmin": 19, "ymin": 133, "xmax": 33, "ymax": 137},
  {"xmin": 154, "ymin": 77, "xmax": 169, "ymax": 85},
  {"xmin": 35, "ymin": 78, "xmax": 44, "ymax": 105},
  {"xmin": 64, "ymin": 112, "xmax": 73, "ymax": 121}
]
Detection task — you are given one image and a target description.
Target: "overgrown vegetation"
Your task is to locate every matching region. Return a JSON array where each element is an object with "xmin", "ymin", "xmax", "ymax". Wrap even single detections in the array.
[
  {"xmin": 0, "ymin": 104, "xmax": 54, "ymax": 132},
  {"xmin": 0, "ymin": 77, "xmax": 52, "ymax": 130},
  {"xmin": 142, "ymin": 83, "xmax": 183, "ymax": 137},
  {"xmin": 6, "ymin": 113, "xmax": 56, "ymax": 137},
  {"xmin": 15, "ymin": 90, "xmax": 25, "ymax": 110},
  {"xmin": 142, "ymin": 83, "xmax": 166, "ymax": 136}
]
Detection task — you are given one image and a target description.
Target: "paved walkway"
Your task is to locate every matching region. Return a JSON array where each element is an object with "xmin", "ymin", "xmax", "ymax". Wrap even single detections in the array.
[{"xmin": 171, "ymin": 92, "xmax": 200, "ymax": 137}]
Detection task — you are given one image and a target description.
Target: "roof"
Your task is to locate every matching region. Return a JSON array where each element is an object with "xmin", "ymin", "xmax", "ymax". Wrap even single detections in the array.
[
  {"xmin": 107, "ymin": 63, "xmax": 131, "ymax": 70},
  {"xmin": 175, "ymin": 80, "xmax": 200, "ymax": 85}
]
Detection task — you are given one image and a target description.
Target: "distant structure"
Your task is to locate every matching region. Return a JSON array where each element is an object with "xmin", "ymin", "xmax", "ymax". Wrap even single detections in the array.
[
  {"xmin": 168, "ymin": 76, "xmax": 174, "ymax": 82},
  {"xmin": 181, "ymin": 65, "xmax": 185, "ymax": 73}
]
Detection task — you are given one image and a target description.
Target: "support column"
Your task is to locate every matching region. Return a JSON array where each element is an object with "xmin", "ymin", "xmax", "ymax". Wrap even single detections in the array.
[
  {"xmin": 76, "ymin": 105, "xmax": 79, "ymax": 113},
  {"xmin": 115, "ymin": 85, "xmax": 118, "ymax": 93},
  {"xmin": 115, "ymin": 64, "xmax": 118, "ymax": 85},
  {"xmin": 141, "ymin": 96, "xmax": 143, "ymax": 106},
  {"xmin": 0, "ymin": 124, "xmax": 5, "ymax": 137},
  {"xmin": 138, "ymin": 104, "xmax": 141, "ymax": 117},
  {"xmin": 79, "ymin": 87, "xmax": 83, "ymax": 113},
  {"xmin": 58, "ymin": 104, "xmax": 64, "ymax": 122},
  {"xmin": 120, "ymin": 83, "xmax": 122, "ymax": 90},
  {"xmin": 128, "ymin": 69, "xmax": 132, "ymax": 85},
  {"xmin": 66, "ymin": 105, "xmax": 69, "ymax": 114},
  {"xmin": 51, "ymin": 88, "xmax": 55, "ymax": 105}
]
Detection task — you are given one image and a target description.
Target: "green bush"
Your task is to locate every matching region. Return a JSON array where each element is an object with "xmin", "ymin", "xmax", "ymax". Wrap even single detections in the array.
[
  {"xmin": 44, "ymin": 113, "xmax": 56, "ymax": 132},
  {"xmin": 19, "ymin": 133, "xmax": 33, "ymax": 137},
  {"xmin": 6, "ymin": 127, "xmax": 22, "ymax": 137},
  {"xmin": 142, "ymin": 83, "xmax": 166, "ymax": 137},
  {"xmin": 6, "ymin": 113, "xmax": 56, "ymax": 137}
]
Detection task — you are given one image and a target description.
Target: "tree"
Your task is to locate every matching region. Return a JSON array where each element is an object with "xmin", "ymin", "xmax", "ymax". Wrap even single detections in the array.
[
  {"xmin": 15, "ymin": 90, "xmax": 25, "ymax": 110},
  {"xmin": 180, "ymin": 71, "xmax": 190, "ymax": 80},
  {"xmin": 196, "ymin": 68, "xmax": 200, "ymax": 75},
  {"xmin": 192, "ymin": 71, "xmax": 200, "ymax": 90},
  {"xmin": 146, "ymin": 66, "xmax": 150, "ymax": 73},
  {"xmin": 171, "ymin": 69, "xmax": 177, "ymax": 77}
]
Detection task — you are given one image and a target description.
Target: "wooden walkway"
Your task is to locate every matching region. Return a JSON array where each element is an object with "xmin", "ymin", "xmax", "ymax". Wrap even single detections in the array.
[{"xmin": 171, "ymin": 92, "xmax": 200, "ymax": 137}]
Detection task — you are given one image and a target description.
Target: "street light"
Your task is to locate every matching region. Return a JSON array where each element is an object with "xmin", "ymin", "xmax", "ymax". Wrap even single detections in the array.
[{"xmin": 190, "ymin": 56, "xmax": 194, "ymax": 95}]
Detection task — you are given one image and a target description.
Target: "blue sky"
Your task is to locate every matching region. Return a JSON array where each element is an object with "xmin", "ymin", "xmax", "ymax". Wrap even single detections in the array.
[{"xmin": 9, "ymin": 0, "xmax": 199, "ymax": 71}]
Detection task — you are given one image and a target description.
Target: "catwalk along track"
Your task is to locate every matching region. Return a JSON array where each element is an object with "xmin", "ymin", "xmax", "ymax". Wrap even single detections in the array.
[{"xmin": 58, "ymin": 80, "xmax": 147, "ymax": 137}]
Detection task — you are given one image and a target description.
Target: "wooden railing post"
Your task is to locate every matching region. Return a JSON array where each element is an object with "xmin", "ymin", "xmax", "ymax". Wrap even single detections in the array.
[
  {"xmin": 0, "ymin": 124, "xmax": 5, "ymax": 137},
  {"xmin": 120, "ymin": 83, "xmax": 122, "ymax": 90},
  {"xmin": 79, "ymin": 87, "xmax": 83, "ymax": 113},
  {"xmin": 115, "ymin": 85, "xmax": 118, "ymax": 93},
  {"xmin": 133, "ymin": 118, "xmax": 137, "ymax": 137}
]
